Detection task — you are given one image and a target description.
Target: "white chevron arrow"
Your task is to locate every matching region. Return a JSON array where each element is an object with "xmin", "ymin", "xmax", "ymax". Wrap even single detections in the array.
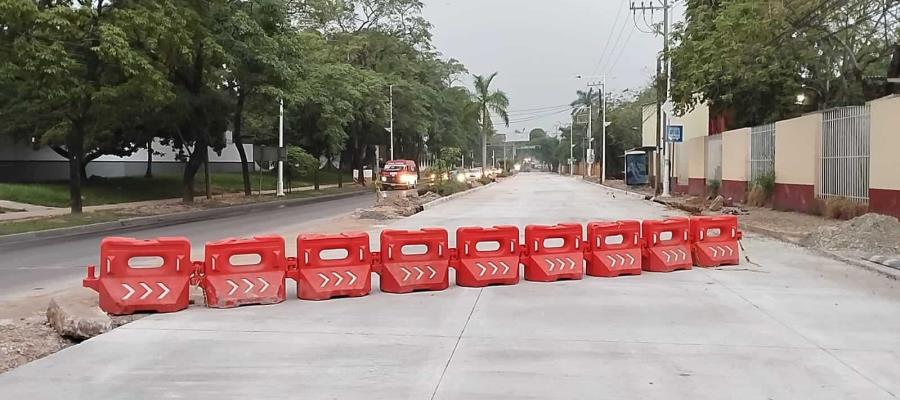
[
  {"xmin": 607, "ymin": 255, "xmax": 617, "ymax": 267},
  {"xmin": 400, "ymin": 267, "xmax": 411, "ymax": 282},
  {"xmin": 625, "ymin": 254, "xmax": 635, "ymax": 265},
  {"xmin": 227, "ymin": 279, "xmax": 239, "ymax": 295},
  {"xmin": 724, "ymin": 246, "xmax": 734, "ymax": 256},
  {"xmin": 347, "ymin": 271, "xmax": 358, "ymax": 285},
  {"xmin": 414, "ymin": 266, "xmax": 425, "ymax": 280},
  {"xmin": 711, "ymin": 246, "xmax": 719, "ymax": 257},
  {"xmin": 427, "ymin": 266, "xmax": 437, "ymax": 279},
  {"xmin": 242, "ymin": 278, "xmax": 254, "ymax": 293},
  {"xmin": 332, "ymin": 272, "xmax": 344, "ymax": 286},
  {"xmin": 488, "ymin": 262, "xmax": 499, "ymax": 275},
  {"xmin": 663, "ymin": 250, "xmax": 671, "ymax": 263},
  {"xmin": 317, "ymin": 273, "xmax": 330, "ymax": 288},
  {"xmin": 499, "ymin": 261, "xmax": 510, "ymax": 274},
  {"xmin": 476, "ymin": 262, "xmax": 487, "ymax": 277},
  {"xmin": 156, "ymin": 283, "xmax": 170, "ymax": 300},
  {"xmin": 565, "ymin": 257, "xmax": 575, "ymax": 270},
  {"xmin": 677, "ymin": 249, "xmax": 688, "ymax": 261},
  {"xmin": 545, "ymin": 259, "xmax": 556, "ymax": 271},
  {"xmin": 616, "ymin": 254, "xmax": 626, "ymax": 266},
  {"xmin": 139, "ymin": 282, "xmax": 153, "ymax": 300},
  {"xmin": 121, "ymin": 283, "xmax": 135, "ymax": 300},
  {"xmin": 556, "ymin": 258, "xmax": 567, "ymax": 271},
  {"xmin": 257, "ymin": 277, "xmax": 270, "ymax": 292}
]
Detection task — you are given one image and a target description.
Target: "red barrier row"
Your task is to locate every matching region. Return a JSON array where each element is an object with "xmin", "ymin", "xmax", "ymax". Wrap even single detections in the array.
[{"xmin": 83, "ymin": 216, "xmax": 742, "ymax": 315}]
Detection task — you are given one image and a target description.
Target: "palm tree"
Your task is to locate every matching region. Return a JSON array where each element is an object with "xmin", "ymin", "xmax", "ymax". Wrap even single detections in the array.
[{"xmin": 472, "ymin": 72, "xmax": 509, "ymax": 171}]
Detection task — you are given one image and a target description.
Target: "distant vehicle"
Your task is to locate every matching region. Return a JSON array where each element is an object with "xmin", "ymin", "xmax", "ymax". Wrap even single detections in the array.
[{"xmin": 380, "ymin": 160, "xmax": 418, "ymax": 189}]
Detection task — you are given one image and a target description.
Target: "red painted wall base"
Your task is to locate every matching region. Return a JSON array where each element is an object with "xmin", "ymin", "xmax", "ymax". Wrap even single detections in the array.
[
  {"xmin": 688, "ymin": 178, "xmax": 706, "ymax": 196},
  {"xmin": 773, "ymin": 183, "xmax": 815, "ymax": 213},
  {"xmin": 869, "ymin": 188, "xmax": 900, "ymax": 219},
  {"xmin": 720, "ymin": 180, "xmax": 748, "ymax": 203}
]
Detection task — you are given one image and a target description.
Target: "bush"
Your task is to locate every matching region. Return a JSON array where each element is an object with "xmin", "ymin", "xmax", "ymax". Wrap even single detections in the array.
[
  {"xmin": 823, "ymin": 197, "xmax": 868, "ymax": 220},
  {"xmin": 746, "ymin": 171, "xmax": 775, "ymax": 206},
  {"xmin": 477, "ymin": 176, "xmax": 494, "ymax": 186},
  {"xmin": 707, "ymin": 179, "xmax": 720, "ymax": 197},
  {"xmin": 432, "ymin": 181, "xmax": 468, "ymax": 197}
]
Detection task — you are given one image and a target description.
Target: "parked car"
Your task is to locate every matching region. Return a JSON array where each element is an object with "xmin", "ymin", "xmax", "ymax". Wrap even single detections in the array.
[{"xmin": 380, "ymin": 160, "xmax": 418, "ymax": 189}]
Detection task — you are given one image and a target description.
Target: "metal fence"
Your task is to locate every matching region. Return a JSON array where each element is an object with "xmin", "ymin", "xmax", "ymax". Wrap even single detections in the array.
[
  {"xmin": 705, "ymin": 134, "xmax": 723, "ymax": 183},
  {"xmin": 749, "ymin": 123, "xmax": 776, "ymax": 182},
  {"xmin": 817, "ymin": 106, "xmax": 870, "ymax": 202}
]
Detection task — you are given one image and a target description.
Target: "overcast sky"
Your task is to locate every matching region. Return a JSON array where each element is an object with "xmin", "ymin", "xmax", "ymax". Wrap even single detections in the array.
[{"xmin": 422, "ymin": 0, "xmax": 684, "ymax": 141}]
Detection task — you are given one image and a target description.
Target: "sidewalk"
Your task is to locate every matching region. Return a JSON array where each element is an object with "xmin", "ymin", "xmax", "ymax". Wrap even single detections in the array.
[{"xmin": 0, "ymin": 184, "xmax": 340, "ymax": 222}]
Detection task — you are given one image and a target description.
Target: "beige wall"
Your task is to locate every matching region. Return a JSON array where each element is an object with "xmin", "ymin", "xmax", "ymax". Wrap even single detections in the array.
[
  {"xmin": 676, "ymin": 103, "xmax": 710, "ymax": 142},
  {"xmin": 722, "ymin": 128, "xmax": 750, "ymax": 182},
  {"xmin": 687, "ymin": 136, "xmax": 706, "ymax": 179},
  {"xmin": 774, "ymin": 113, "xmax": 820, "ymax": 185},
  {"xmin": 869, "ymin": 95, "xmax": 900, "ymax": 191}
]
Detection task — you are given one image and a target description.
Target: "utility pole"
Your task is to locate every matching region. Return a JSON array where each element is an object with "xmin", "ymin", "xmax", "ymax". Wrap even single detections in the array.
[
  {"xmin": 277, "ymin": 98, "xmax": 285, "ymax": 197},
  {"xmin": 631, "ymin": 0, "xmax": 672, "ymax": 196},
  {"xmin": 569, "ymin": 114, "xmax": 575, "ymax": 176},
  {"xmin": 388, "ymin": 85, "xmax": 394, "ymax": 160},
  {"xmin": 586, "ymin": 89, "xmax": 592, "ymax": 178}
]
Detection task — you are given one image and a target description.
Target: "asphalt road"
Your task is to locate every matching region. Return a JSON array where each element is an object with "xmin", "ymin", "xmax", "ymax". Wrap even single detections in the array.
[
  {"xmin": 2, "ymin": 173, "xmax": 899, "ymax": 399},
  {"xmin": 0, "ymin": 192, "xmax": 374, "ymax": 300}
]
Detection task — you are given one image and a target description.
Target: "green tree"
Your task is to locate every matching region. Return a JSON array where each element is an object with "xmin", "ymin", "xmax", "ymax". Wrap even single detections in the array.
[
  {"xmin": 472, "ymin": 72, "xmax": 509, "ymax": 171},
  {"xmin": 0, "ymin": 0, "xmax": 181, "ymax": 212}
]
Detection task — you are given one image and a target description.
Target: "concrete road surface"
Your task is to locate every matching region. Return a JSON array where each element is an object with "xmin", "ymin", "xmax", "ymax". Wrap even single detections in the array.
[
  {"xmin": 0, "ymin": 193, "xmax": 374, "ymax": 300},
  {"xmin": 1, "ymin": 173, "xmax": 898, "ymax": 399}
]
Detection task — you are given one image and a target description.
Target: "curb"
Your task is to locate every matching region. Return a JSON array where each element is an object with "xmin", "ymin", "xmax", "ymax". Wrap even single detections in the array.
[
  {"xmin": 0, "ymin": 189, "xmax": 369, "ymax": 247},
  {"xmin": 578, "ymin": 179, "xmax": 650, "ymax": 199},
  {"xmin": 739, "ymin": 223, "xmax": 900, "ymax": 281},
  {"xmin": 422, "ymin": 182, "xmax": 496, "ymax": 210}
]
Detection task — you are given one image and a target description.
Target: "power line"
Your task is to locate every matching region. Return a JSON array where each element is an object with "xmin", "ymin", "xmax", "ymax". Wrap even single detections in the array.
[
  {"xmin": 604, "ymin": 17, "xmax": 636, "ymax": 76},
  {"xmin": 591, "ymin": 0, "xmax": 629, "ymax": 76},
  {"xmin": 596, "ymin": 3, "xmax": 633, "ymax": 76}
]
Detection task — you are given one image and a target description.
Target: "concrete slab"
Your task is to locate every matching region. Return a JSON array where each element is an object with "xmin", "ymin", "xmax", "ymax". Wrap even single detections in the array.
[{"xmin": 0, "ymin": 173, "xmax": 898, "ymax": 399}]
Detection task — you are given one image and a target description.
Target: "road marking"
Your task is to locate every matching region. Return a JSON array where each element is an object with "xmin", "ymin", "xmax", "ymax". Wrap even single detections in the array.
[
  {"xmin": 400, "ymin": 267, "xmax": 411, "ymax": 282},
  {"xmin": 156, "ymin": 283, "xmax": 170, "ymax": 300},
  {"xmin": 477, "ymin": 262, "xmax": 487, "ymax": 277},
  {"xmin": 318, "ymin": 273, "xmax": 329, "ymax": 288},
  {"xmin": 257, "ymin": 277, "xmax": 270, "ymax": 292},
  {"xmin": 332, "ymin": 272, "xmax": 344, "ymax": 287},
  {"xmin": 121, "ymin": 283, "xmax": 135, "ymax": 300},
  {"xmin": 347, "ymin": 271, "xmax": 358, "ymax": 285},
  {"xmin": 139, "ymin": 282, "xmax": 152, "ymax": 300},
  {"xmin": 242, "ymin": 278, "xmax": 254, "ymax": 293}
]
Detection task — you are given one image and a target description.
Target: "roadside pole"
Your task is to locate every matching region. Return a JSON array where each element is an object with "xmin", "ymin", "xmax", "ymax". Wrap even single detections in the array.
[{"xmin": 277, "ymin": 98, "xmax": 285, "ymax": 197}]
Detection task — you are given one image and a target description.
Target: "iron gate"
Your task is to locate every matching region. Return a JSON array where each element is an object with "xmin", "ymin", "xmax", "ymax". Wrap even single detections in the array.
[
  {"xmin": 749, "ymin": 123, "xmax": 775, "ymax": 182},
  {"xmin": 817, "ymin": 106, "xmax": 870, "ymax": 202}
]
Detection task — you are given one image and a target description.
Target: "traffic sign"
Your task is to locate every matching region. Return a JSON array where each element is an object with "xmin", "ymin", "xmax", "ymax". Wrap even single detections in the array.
[{"xmin": 666, "ymin": 125, "xmax": 684, "ymax": 143}]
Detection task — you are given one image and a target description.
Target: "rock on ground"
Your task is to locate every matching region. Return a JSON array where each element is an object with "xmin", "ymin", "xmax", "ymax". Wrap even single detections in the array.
[
  {"xmin": 46, "ymin": 288, "xmax": 113, "ymax": 340},
  {"xmin": 708, "ymin": 195, "xmax": 725, "ymax": 211},
  {"xmin": 802, "ymin": 213, "xmax": 900, "ymax": 256}
]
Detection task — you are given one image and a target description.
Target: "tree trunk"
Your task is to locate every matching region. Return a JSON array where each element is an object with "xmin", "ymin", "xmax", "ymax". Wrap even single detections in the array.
[
  {"xmin": 66, "ymin": 127, "xmax": 85, "ymax": 214},
  {"xmin": 337, "ymin": 154, "xmax": 343, "ymax": 188},
  {"xmin": 233, "ymin": 93, "xmax": 251, "ymax": 195},
  {"xmin": 204, "ymin": 147, "xmax": 212, "ymax": 199},
  {"xmin": 314, "ymin": 168, "xmax": 320, "ymax": 191},
  {"xmin": 145, "ymin": 139, "xmax": 153, "ymax": 178},
  {"xmin": 182, "ymin": 140, "xmax": 205, "ymax": 203}
]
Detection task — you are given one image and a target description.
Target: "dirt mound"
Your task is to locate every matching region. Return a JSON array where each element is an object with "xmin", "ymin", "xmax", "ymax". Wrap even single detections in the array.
[
  {"xmin": 418, "ymin": 191, "xmax": 441, "ymax": 204},
  {"xmin": 802, "ymin": 213, "xmax": 900, "ymax": 256},
  {"xmin": 355, "ymin": 192, "xmax": 431, "ymax": 220}
]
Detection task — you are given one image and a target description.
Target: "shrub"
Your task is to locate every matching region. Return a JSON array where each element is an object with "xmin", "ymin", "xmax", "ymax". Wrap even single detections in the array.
[
  {"xmin": 746, "ymin": 171, "xmax": 775, "ymax": 206},
  {"xmin": 477, "ymin": 176, "xmax": 493, "ymax": 186},
  {"xmin": 707, "ymin": 179, "xmax": 720, "ymax": 197},
  {"xmin": 823, "ymin": 197, "xmax": 868, "ymax": 220},
  {"xmin": 433, "ymin": 181, "xmax": 468, "ymax": 197}
]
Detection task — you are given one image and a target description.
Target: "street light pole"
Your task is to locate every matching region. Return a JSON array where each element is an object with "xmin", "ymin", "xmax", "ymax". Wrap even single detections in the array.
[
  {"xmin": 389, "ymin": 84, "xmax": 394, "ymax": 160},
  {"xmin": 277, "ymin": 98, "xmax": 285, "ymax": 197},
  {"xmin": 601, "ymin": 76, "xmax": 607, "ymax": 184},
  {"xmin": 587, "ymin": 89, "xmax": 592, "ymax": 178}
]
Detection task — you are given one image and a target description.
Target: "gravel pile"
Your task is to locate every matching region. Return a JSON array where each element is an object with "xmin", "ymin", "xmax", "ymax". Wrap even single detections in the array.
[
  {"xmin": 418, "ymin": 191, "xmax": 441, "ymax": 204},
  {"xmin": 802, "ymin": 213, "xmax": 900, "ymax": 256}
]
